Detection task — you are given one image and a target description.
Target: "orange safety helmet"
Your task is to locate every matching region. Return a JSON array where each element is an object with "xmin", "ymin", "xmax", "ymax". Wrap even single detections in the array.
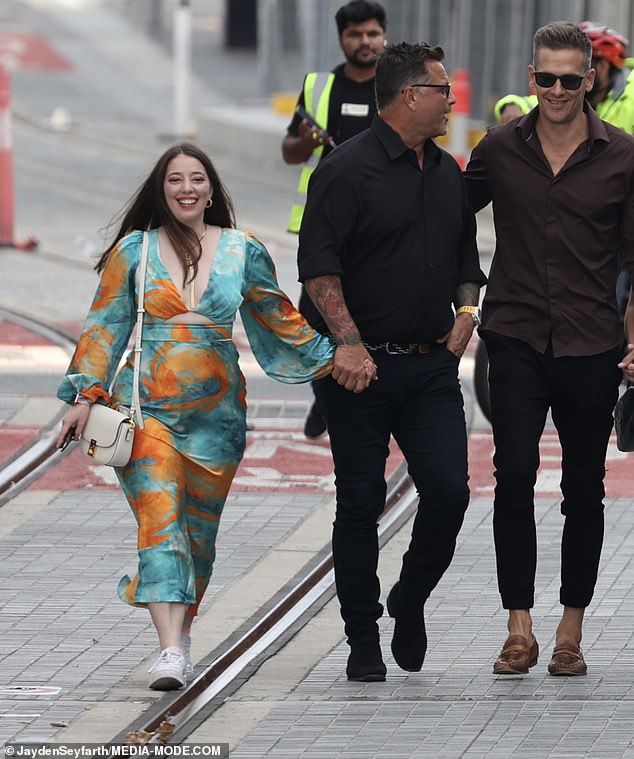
[{"xmin": 580, "ymin": 21, "xmax": 628, "ymax": 68}]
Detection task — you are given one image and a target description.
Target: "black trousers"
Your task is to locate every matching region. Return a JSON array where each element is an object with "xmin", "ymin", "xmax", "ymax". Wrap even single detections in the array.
[
  {"xmin": 314, "ymin": 345, "xmax": 470, "ymax": 645},
  {"xmin": 484, "ymin": 332, "xmax": 622, "ymax": 610}
]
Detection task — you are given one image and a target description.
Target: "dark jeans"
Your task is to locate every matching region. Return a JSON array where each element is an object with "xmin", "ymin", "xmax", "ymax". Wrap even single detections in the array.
[
  {"xmin": 484, "ymin": 332, "xmax": 622, "ymax": 610},
  {"xmin": 314, "ymin": 345, "xmax": 470, "ymax": 645}
]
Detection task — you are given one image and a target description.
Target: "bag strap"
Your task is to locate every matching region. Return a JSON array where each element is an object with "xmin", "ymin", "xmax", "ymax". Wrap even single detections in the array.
[{"xmin": 130, "ymin": 231, "xmax": 149, "ymax": 429}]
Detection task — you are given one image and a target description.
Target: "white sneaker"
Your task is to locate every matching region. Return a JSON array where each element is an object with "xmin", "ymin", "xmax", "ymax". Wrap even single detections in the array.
[
  {"xmin": 148, "ymin": 646, "xmax": 186, "ymax": 690},
  {"xmin": 181, "ymin": 634, "xmax": 194, "ymax": 680}
]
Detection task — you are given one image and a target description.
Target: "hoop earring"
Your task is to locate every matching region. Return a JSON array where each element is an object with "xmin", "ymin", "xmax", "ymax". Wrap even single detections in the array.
[{"xmin": 206, "ymin": 198, "xmax": 213, "ymax": 208}]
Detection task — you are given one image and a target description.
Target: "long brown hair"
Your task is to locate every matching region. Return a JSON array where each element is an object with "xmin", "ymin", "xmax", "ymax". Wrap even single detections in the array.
[{"xmin": 96, "ymin": 143, "xmax": 236, "ymax": 282}]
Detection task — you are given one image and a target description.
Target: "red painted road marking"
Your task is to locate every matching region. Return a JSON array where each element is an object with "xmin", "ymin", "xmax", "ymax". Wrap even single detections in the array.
[
  {"xmin": 24, "ymin": 429, "xmax": 403, "ymax": 496},
  {"xmin": 0, "ymin": 33, "xmax": 72, "ymax": 71},
  {"xmin": 0, "ymin": 319, "xmax": 56, "ymax": 345},
  {"xmin": 469, "ymin": 429, "xmax": 634, "ymax": 499},
  {"xmin": 0, "ymin": 427, "xmax": 40, "ymax": 468},
  {"xmin": 23, "ymin": 427, "xmax": 634, "ymax": 498}
]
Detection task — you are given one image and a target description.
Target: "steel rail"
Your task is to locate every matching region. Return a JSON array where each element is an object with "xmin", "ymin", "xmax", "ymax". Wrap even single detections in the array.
[
  {"xmin": 0, "ymin": 307, "xmax": 77, "ymax": 504},
  {"xmin": 0, "ymin": 309, "xmax": 417, "ymax": 747},
  {"xmin": 0, "ymin": 307, "xmax": 477, "ymax": 746},
  {"xmin": 115, "ymin": 460, "xmax": 417, "ymax": 745}
]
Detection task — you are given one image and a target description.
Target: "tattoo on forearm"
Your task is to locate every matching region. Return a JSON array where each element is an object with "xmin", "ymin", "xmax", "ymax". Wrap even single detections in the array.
[
  {"xmin": 455, "ymin": 282, "xmax": 481, "ymax": 307},
  {"xmin": 305, "ymin": 275, "xmax": 361, "ymax": 344},
  {"xmin": 335, "ymin": 332, "xmax": 361, "ymax": 346}
]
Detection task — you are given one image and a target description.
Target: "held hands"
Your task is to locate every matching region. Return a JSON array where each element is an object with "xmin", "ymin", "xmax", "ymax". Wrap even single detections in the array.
[
  {"xmin": 618, "ymin": 343, "xmax": 634, "ymax": 382},
  {"xmin": 56, "ymin": 403, "xmax": 91, "ymax": 450},
  {"xmin": 332, "ymin": 344, "xmax": 378, "ymax": 393}
]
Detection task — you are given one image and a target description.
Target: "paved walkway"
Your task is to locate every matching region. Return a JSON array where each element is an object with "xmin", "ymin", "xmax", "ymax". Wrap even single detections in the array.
[
  {"xmin": 4, "ymin": 307, "xmax": 634, "ymax": 757},
  {"xmin": 3, "ymin": 2, "xmax": 634, "ymax": 757}
]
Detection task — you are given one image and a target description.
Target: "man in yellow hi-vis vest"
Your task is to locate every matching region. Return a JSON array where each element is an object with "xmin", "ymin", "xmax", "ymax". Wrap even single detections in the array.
[{"xmin": 282, "ymin": 0, "xmax": 386, "ymax": 439}]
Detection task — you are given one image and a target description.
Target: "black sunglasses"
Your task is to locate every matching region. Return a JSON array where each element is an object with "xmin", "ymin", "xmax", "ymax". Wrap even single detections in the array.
[
  {"xmin": 533, "ymin": 71, "xmax": 587, "ymax": 90},
  {"xmin": 403, "ymin": 83, "xmax": 452, "ymax": 98}
]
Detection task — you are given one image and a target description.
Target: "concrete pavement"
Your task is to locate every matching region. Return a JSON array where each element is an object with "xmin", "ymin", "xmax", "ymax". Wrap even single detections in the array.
[{"xmin": 2, "ymin": 2, "xmax": 634, "ymax": 757}]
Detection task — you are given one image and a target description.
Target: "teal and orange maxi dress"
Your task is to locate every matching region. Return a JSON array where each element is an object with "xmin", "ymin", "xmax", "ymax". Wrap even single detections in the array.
[{"xmin": 58, "ymin": 228, "xmax": 334, "ymax": 615}]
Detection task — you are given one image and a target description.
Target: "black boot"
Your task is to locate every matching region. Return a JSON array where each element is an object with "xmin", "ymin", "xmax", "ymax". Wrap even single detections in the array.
[
  {"xmin": 386, "ymin": 581, "xmax": 427, "ymax": 672},
  {"xmin": 303, "ymin": 401, "xmax": 327, "ymax": 439},
  {"xmin": 346, "ymin": 639, "xmax": 386, "ymax": 682}
]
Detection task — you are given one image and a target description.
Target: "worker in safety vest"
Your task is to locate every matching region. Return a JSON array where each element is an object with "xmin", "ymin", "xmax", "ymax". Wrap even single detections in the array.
[
  {"xmin": 282, "ymin": 0, "xmax": 387, "ymax": 438},
  {"xmin": 581, "ymin": 21, "xmax": 634, "ymax": 133},
  {"xmin": 493, "ymin": 94, "xmax": 537, "ymax": 125},
  {"xmin": 582, "ymin": 21, "xmax": 634, "ymax": 314}
]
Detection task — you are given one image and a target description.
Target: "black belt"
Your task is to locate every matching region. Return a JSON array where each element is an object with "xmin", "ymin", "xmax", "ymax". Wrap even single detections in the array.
[{"xmin": 362, "ymin": 341, "xmax": 431, "ymax": 355}]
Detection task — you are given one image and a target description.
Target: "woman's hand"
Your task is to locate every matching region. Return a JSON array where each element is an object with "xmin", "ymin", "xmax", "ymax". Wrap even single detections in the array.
[
  {"xmin": 56, "ymin": 403, "xmax": 91, "ymax": 449},
  {"xmin": 619, "ymin": 343, "xmax": 634, "ymax": 383},
  {"xmin": 363, "ymin": 357, "xmax": 378, "ymax": 385}
]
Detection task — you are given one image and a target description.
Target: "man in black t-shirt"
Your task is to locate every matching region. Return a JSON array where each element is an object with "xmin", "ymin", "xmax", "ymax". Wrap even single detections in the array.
[
  {"xmin": 282, "ymin": 0, "xmax": 387, "ymax": 439},
  {"xmin": 284, "ymin": 62, "xmax": 377, "ymax": 165}
]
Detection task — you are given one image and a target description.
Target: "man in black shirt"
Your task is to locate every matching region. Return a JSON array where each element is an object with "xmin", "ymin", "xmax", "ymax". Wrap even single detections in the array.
[
  {"xmin": 282, "ymin": 0, "xmax": 387, "ymax": 439},
  {"xmin": 298, "ymin": 42, "xmax": 486, "ymax": 681}
]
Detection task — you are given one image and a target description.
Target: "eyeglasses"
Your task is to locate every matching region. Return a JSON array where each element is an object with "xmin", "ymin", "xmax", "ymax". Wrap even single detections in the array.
[
  {"xmin": 403, "ymin": 83, "xmax": 452, "ymax": 98},
  {"xmin": 533, "ymin": 71, "xmax": 587, "ymax": 90}
]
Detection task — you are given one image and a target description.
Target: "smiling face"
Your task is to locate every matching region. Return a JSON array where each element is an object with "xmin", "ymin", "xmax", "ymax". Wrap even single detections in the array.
[
  {"xmin": 529, "ymin": 47, "xmax": 594, "ymax": 127},
  {"xmin": 163, "ymin": 153, "xmax": 212, "ymax": 229}
]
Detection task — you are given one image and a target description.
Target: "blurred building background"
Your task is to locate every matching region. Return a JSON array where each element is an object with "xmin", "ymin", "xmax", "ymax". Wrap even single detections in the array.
[{"xmin": 117, "ymin": 0, "xmax": 634, "ymax": 123}]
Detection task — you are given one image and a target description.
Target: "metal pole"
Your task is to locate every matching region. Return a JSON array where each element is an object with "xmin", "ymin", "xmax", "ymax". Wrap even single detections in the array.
[
  {"xmin": 416, "ymin": 0, "xmax": 432, "ymax": 44},
  {"xmin": 173, "ymin": 0, "xmax": 191, "ymax": 138},
  {"xmin": 454, "ymin": 0, "xmax": 471, "ymax": 70},
  {"xmin": 257, "ymin": 0, "xmax": 281, "ymax": 93},
  {"xmin": 148, "ymin": 0, "xmax": 163, "ymax": 38},
  {"xmin": 480, "ymin": 0, "xmax": 497, "ymax": 121},
  {"xmin": 507, "ymin": 0, "xmax": 524, "ymax": 93}
]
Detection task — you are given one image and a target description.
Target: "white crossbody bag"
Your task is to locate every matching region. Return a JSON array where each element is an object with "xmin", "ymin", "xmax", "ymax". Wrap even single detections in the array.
[{"xmin": 79, "ymin": 231, "xmax": 148, "ymax": 467}]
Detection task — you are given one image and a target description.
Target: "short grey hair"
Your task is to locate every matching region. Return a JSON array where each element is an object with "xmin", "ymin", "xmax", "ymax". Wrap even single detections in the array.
[{"xmin": 533, "ymin": 21, "xmax": 592, "ymax": 71}]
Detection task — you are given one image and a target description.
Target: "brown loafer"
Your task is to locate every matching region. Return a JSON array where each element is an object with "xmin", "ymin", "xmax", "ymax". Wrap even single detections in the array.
[
  {"xmin": 547, "ymin": 643, "xmax": 587, "ymax": 676},
  {"xmin": 493, "ymin": 634, "xmax": 539, "ymax": 675}
]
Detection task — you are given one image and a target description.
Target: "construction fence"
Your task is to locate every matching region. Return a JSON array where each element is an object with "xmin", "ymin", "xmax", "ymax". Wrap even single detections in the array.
[{"xmin": 258, "ymin": 0, "xmax": 634, "ymax": 124}]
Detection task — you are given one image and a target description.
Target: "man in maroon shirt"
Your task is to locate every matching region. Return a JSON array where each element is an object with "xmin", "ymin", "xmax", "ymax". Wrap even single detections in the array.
[{"xmin": 465, "ymin": 21, "xmax": 634, "ymax": 677}]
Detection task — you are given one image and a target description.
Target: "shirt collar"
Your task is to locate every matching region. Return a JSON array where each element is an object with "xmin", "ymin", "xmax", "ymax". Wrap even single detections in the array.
[
  {"xmin": 372, "ymin": 116, "xmax": 441, "ymax": 164},
  {"xmin": 516, "ymin": 100, "xmax": 610, "ymax": 145}
]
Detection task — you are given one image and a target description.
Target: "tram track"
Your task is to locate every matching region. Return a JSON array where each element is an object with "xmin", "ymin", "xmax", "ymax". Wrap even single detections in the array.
[
  {"xmin": 115, "ymin": 459, "xmax": 416, "ymax": 746},
  {"xmin": 0, "ymin": 307, "xmax": 422, "ymax": 747},
  {"xmin": 3, "ymin": 29, "xmax": 481, "ymax": 747},
  {"xmin": 0, "ymin": 306, "xmax": 77, "ymax": 505}
]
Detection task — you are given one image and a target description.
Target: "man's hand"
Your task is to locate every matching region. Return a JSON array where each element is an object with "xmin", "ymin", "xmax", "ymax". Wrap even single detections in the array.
[
  {"xmin": 618, "ymin": 343, "xmax": 634, "ymax": 382},
  {"xmin": 298, "ymin": 118, "xmax": 330, "ymax": 147},
  {"xmin": 437, "ymin": 312, "xmax": 476, "ymax": 359},
  {"xmin": 333, "ymin": 344, "xmax": 377, "ymax": 392},
  {"xmin": 282, "ymin": 120, "xmax": 332, "ymax": 164}
]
